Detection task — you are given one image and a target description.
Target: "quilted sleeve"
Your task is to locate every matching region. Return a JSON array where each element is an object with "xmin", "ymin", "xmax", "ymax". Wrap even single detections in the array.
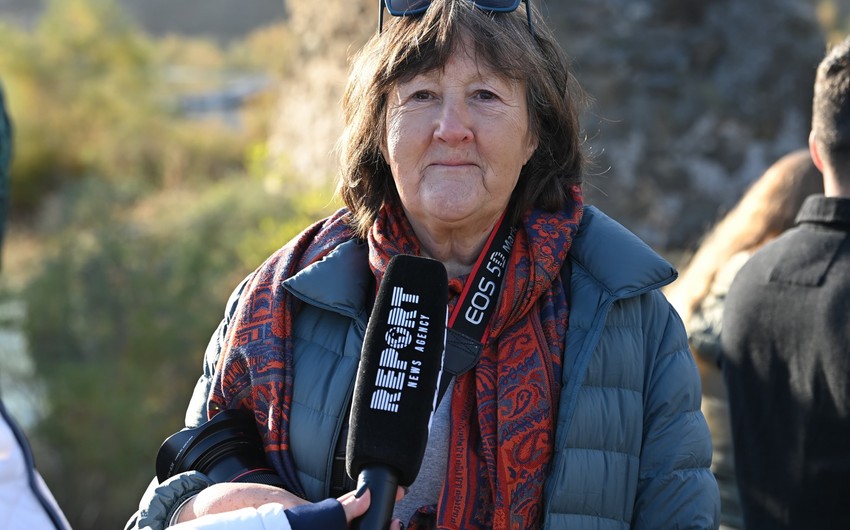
[
  {"xmin": 632, "ymin": 292, "xmax": 720, "ymax": 530},
  {"xmin": 126, "ymin": 471, "xmax": 215, "ymax": 530}
]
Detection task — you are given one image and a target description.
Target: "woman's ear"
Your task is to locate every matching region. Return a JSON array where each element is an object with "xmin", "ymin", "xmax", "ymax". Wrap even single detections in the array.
[
  {"xmin": 380, "ymin": 137, "xmax": 389, "ymax": 164},
  {"xmin": 524, "ymin": 133, "xmax": 539, "ymax": 165},
  {"xmin": 379, "ymin": 113, "xmax": 390, "ymax": 164}
]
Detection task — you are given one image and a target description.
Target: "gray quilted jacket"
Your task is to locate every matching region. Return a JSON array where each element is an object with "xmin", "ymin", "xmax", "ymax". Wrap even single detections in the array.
[{"xmin": 127, "ymin": 206, "xmax": 719, "ymax": 530}]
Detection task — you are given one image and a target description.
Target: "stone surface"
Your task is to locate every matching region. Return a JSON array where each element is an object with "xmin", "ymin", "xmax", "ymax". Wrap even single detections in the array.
[{"xmin": 549, "ymin": 0, "xmax": 826, "ymax": 248}]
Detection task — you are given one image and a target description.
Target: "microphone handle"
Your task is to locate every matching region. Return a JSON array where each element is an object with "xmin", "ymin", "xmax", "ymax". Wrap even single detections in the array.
[{"xmin": 353, "ymin": 464, "xmax": 399, "ymax": 530}]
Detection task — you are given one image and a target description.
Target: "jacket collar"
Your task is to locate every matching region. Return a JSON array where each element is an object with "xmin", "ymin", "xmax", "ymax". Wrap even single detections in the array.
[
  {"xmin": 283, "ymin": 206, "xmax": 676, "ymax": 315},
  {"xmin": 795, "ymin": 195, "xmax": 850, "ymax": 229},
  {"xmin": 282, "ymin": 238, "xmax": 371, "ymax": 322},
  {"xmin": 570, "ymin": 206, "xmax": 677, "ymax": 299}
]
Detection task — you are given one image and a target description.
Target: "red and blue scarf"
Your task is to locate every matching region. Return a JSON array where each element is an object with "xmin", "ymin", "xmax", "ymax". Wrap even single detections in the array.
[{"xmin": 209, "ymin": 185, "xmax": 583, "ymax": 529}]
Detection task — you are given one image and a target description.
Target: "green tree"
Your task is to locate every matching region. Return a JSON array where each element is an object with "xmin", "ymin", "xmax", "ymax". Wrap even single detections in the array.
[
  {"xmin": 23, "ymin": 174, "xmax": 335, "ymax": 529},
  {"xmin": 2, "ymin": 0, "xmax": 332, "ymax": 528},
  {"xmin": 0, "ymin": 0, "xmax": 249, "ymax": 216}
]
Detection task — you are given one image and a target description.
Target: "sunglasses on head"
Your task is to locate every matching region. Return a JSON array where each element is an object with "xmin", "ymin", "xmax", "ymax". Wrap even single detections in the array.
[{"xmin": 379, "ymin": 0, "xmax": 533, "ymax": 35}]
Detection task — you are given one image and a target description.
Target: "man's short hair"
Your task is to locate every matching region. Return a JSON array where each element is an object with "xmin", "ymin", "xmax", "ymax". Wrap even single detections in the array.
[{"xmin": 812, "ymin": 35, "xmax": 850, "ymax": 176}]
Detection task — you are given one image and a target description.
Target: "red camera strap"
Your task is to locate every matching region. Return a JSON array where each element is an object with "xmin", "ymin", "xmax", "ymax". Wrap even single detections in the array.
[
  {"xmin": 448, "ymin": 212, "xmax": 516, "ymax": 341},
  {"xmin": 439, "ymin": 213, "xmax": 516, "ymax": 398}
]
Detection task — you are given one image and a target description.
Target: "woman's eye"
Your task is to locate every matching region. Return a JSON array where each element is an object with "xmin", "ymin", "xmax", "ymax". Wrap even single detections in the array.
[
  {"xmin": 475, "ymin": 90, "xmax": 497, "ymax": 101},
  {"xmin": 412, "ymin": 91, "xmax": 433, "ymax": 101}
]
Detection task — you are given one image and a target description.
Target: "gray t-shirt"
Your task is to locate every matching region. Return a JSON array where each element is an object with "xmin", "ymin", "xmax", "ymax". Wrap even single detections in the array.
[{"xmin": 392, "ymin": 380, "xmax": 453, "ymax": 524}]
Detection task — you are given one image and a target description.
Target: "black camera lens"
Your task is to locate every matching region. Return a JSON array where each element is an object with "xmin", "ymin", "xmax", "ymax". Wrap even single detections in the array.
[{"xmin": 156, "ymin": 408, "xmax": 285, "ymax": 488}]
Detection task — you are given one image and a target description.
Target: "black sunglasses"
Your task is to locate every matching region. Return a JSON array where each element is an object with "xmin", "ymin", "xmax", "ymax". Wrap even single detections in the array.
[{"xmin": 379, "ymin": 0, "xmax": 533, "ymax": 35}]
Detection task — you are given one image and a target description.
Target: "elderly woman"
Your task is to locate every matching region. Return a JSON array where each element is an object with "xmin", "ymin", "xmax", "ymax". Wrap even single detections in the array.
[{"xmin": 127, "ymin": 1, "xmax": 719, "ymax": 529}]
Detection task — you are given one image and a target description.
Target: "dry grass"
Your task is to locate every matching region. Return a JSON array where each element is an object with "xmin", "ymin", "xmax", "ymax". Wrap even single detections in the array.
[{"xmin": 1, "ymin": 224, "xmax": 45, "ymax": 290}]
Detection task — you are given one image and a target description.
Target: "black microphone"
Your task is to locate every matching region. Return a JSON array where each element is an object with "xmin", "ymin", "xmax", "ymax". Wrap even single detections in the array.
[{"xmin": 347, "ymin": 254, "xmax": 448, "ymax": 530}]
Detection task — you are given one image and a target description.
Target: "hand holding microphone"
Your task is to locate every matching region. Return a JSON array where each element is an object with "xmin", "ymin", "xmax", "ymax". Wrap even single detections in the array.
[{"xmin": 346, "ymin": 255, "xmax": 448, "ymax": 530}]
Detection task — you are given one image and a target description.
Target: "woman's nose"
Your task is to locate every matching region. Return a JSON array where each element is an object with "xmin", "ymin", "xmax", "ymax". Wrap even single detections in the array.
[{"xmin": 434, "ymin": 100, "xmax": 473, "ymax": 145}]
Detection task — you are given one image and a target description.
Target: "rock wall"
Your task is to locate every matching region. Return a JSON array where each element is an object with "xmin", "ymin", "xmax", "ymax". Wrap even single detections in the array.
[
  {"xmin": 268, "ymin": 0, "xmax": 827, "ymax": 249},
  {"xmin": 548, "ymin": 0, "xmax": 826, "ymax": 248},
  {"xmin": 266, "ymin": 0, "xmax": 374, "ymax": 181}
]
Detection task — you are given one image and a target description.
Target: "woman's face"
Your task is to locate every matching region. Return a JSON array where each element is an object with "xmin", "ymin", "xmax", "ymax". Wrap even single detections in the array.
[{"xmin": 382, "ymin": 43, "xmax": 537, "ymax": 235}]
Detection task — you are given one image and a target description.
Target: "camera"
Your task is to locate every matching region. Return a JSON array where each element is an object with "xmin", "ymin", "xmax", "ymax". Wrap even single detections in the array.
[{"xmin": 156, "ymin": 408, "xmax": 285, "ymax": 488}]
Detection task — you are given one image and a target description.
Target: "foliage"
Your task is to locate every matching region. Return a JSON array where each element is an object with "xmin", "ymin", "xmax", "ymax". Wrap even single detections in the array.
[
  {"xmin": 0, "ymin": 0, "xmax": 323, "ymax": 528},
  {"xmin": 0, "ymin": 0, "xmax": 252, "ymax": 216},
  {"xmin": 21, "ymin": 173, "xmax": 336, "ymax": 529},
  {"xmin": 225, "ymin": 23, "xmax": 297, "ymax": 78}
]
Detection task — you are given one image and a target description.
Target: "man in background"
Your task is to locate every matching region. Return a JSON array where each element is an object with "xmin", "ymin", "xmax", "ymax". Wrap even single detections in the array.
[
  {"xmin": 0, "ymin": 82, "xmax": 71, "ymax": 530},
  {"xmin": 721, "ymin": 35, "xmax": 850, "ymax": 530}
]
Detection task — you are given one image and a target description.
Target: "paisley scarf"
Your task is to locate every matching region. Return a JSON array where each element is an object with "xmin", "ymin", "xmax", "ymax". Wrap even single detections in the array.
[{"xmin": 208, "ymin": 185, "xmax": 583, "ymax": 529}]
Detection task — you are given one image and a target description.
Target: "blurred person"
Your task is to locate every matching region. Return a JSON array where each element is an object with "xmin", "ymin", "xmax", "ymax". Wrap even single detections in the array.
[
  {"xmin": 0, "ymin": 83, "xmax": 71, "ymax": 530},
  {"xmin": 0, "ymin": 402, "xmax": 72, "ymax": 530},
  {"xmin": 721, "ymin": 35, "xmax": 850, "ymax": 529},
  {"xmin": 127, "ymin": 1, "xmax": 719, "ymax": 529},
  {"xmin": 666, "ymin": 149, "xmax": 822, "ymax": 530},
  {"xmin": 0, "ymin": 82, "xmax": 7, "ymax": 261}
]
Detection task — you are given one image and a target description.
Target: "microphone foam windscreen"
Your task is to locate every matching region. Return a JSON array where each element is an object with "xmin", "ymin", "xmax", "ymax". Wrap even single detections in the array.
[{"xmin": 346, "ymin": 254, "xmax": 448, "ymax": 486}]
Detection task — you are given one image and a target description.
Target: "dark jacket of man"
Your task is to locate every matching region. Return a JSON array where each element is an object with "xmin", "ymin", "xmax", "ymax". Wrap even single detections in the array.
[{"xmin": 721, "ymin": 194, "xmax": 850, "ymax": 530}]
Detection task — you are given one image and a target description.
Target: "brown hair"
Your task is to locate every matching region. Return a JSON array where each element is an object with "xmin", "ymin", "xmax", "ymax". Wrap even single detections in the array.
[
  {"xmin": 336, "ymin": 0, "xmax": 586, "ymax": 238},
  {"xmin": 667, "ymin": 149, "xmax": 823, "ymax": 323}
]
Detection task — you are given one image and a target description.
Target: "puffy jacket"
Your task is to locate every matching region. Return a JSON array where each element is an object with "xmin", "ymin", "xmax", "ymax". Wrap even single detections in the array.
[
  {"xmin": 541, "ymin": 206, "xmax": 718, "ymax": 529},
  {"xmin": 0, "ymin": 401, "xmax": 72, "ymax": 530},
  {"xmin": 128, "ymin": 206, "xmax": 719, "ymax": 529}
]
